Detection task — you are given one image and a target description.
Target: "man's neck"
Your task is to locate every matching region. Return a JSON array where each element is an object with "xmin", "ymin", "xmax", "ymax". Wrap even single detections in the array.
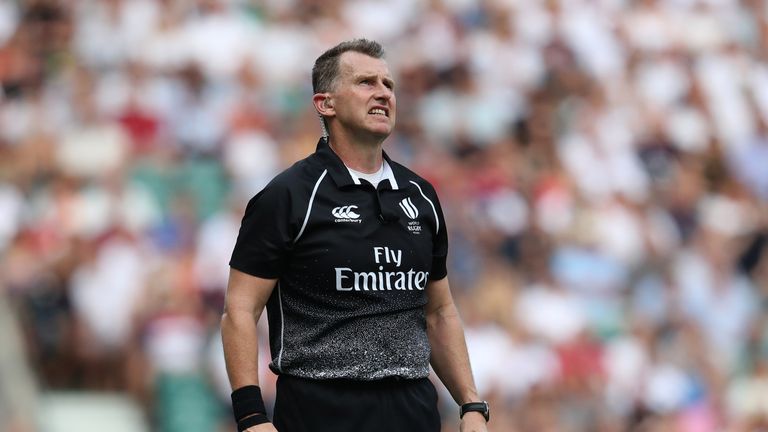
[{"xmin": 327, "ymin": 132, "xmax": 384, "ymax": 174}]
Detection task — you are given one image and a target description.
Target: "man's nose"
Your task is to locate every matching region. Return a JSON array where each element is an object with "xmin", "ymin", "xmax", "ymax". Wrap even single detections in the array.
[{"xmin": 373, "ymin": 83, "xmax": 393, "ymax": 100}]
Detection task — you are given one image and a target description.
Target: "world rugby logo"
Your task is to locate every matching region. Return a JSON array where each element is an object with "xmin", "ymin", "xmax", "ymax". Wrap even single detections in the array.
[
  {"xmin": 399, "ymin": 197, "xmax": 422, "ymax": 233},
  {"xmin": 398, "ymin": 197, "xmax": 419, "ymax": 219}
]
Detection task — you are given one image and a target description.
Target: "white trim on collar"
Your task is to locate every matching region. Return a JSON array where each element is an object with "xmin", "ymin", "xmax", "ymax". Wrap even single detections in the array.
[{"xmin": 346, "ymin": 160, "xmax": 399, "ymax": 189}]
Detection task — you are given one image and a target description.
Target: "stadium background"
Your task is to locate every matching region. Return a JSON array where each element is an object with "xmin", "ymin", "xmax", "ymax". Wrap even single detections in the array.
[{"xmin": 1, "ymin": 0, "xmax": 767, "ymax": 431}]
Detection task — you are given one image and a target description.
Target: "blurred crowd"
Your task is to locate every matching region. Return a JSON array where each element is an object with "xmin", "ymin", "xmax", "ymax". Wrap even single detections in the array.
[{"xmin": 1, "ymin": 0, "xmax": 768, "ymax": 431}]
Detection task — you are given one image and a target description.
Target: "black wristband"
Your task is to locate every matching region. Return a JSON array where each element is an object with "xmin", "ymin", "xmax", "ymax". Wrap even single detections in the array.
[
  {"xmin": 237, "ymin": 413, "xmax": 270, "ymax": 432},
  {"xmin": 460, "ymin": 401, "xmax": 490, "ymax": 422},
  {"xmin": 231, "ymin": 385, "xmax": 267, "ymax": 424}
]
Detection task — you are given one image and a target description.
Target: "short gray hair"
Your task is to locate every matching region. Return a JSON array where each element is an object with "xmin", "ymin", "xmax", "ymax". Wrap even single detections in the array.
[{"xmin": 312, "ymin": 39, "xmax": 385, "ymax": 94}]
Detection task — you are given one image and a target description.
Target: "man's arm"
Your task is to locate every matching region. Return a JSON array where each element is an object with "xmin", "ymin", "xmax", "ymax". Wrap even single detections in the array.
[
  {"xmin": 425, "ymin": 277, "xmax": 488, "ymax": 432},
  {"xmin": 221, "ymin": 268, "xmax": 278, "ymax": 431}
]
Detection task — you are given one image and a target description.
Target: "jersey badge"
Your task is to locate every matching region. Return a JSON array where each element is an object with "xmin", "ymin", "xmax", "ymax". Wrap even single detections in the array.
[
  {"xmin": 332, "ymin": 205, "xmax": 362, "ymax": 223},
  {"xmin": 399, "ymin": 198, "xmax": 422, "ymax": 234}
]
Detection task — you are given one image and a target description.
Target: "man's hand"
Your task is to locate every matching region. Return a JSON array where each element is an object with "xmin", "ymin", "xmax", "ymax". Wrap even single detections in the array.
[
  {"xmin": 460, "ymin": 412, "xmax": 488, "ymax": 432},
  {"xmin": 245, "ymin": 423, "xmax": 278, "ymax": 432}
]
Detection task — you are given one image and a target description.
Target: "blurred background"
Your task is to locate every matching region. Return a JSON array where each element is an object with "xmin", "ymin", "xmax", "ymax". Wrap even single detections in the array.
[{"xmin": 1, "ymin": 0, "xmax": 767, "ymax": 431}]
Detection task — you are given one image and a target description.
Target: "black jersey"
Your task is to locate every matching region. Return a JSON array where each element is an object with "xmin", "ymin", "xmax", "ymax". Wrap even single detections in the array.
[{"xmin": 230, "ymin": 137, "xmax": 448, "ymax": 380}]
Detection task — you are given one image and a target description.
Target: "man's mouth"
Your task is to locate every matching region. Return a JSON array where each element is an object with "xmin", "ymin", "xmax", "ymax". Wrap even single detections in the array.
[{"xmin": 368, "ymin": 108, "xmax": 388, "ymax": 117}]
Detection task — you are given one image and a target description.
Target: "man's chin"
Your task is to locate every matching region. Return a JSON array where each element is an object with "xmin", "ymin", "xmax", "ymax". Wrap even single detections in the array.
[
  {"xmin": 364, "ymin": 125, "xmax": 394, "ymax": 140},
  {"xmin": 344, "ymin": 122, "xmax": 394, "ymax": 143}
]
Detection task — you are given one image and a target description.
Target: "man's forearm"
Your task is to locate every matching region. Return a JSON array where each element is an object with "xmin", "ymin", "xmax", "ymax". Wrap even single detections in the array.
[
  {"xmin": 426, "ymin": 303, "xmax": 479, "ymax": 405},
  {"xmin": 221, "ymin": 309, "xmax": 262, "ymax": 390}
]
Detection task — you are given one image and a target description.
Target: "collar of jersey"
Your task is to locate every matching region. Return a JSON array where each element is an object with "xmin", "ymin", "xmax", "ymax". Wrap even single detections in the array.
[{"xmin": 315, "ymin": 136, "xmax": 401, "ymax": 190}]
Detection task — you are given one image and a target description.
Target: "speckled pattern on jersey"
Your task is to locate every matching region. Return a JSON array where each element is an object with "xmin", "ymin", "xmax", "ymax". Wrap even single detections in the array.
[{"xmin": 230, "ymin": 137, "xmax": 448, "ymax": 380}]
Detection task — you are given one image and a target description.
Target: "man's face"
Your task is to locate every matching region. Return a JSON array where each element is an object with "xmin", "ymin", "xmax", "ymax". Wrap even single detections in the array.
[{"xmin": 328, "ymin": 51, "xmax": 396, "ymax": 141}]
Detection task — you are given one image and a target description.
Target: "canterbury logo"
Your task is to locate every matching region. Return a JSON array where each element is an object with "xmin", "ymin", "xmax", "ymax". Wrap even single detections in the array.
[
  {"xmin": 399, "ymin": 197, "xmax": 419, "ymax": 220},
  {"xmin": 332, "ymin": 205, "xmax": 360, "ymax": 219}
]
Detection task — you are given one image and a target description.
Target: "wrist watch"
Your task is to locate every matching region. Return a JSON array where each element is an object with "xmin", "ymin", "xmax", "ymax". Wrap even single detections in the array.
[{"xmin": 460, "ymin": 401, "xmax": 490, "ymax": 422}]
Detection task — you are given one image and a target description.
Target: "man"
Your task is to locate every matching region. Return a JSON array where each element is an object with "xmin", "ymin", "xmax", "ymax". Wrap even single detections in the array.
[{"xmin": 221, "ymin": 39, "xmax": 490, "ymax": 432}]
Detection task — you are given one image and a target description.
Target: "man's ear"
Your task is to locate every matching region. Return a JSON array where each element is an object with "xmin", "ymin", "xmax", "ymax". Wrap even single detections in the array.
[{"xmin": 313, "ymin": 93, "xmax": 335, "ymax": 117}]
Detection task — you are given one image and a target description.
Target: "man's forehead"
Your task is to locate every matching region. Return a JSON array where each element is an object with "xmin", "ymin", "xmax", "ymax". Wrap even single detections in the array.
[{"xmin": 339, "ymin": 51, "xmax": 392, "ymax": 79}]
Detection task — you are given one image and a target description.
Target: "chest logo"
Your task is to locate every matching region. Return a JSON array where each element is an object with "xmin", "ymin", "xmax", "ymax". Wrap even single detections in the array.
[
  {"xmin": 399, "ymin": 197, "xmax": 422, "ymax": 234},
  {"xmin": 332, "ymin": 205, "xmax": 362, "ymax": 223},
  {"xmin": 398, "ymin": 197, "xmax": 419, "ymax": 219}
]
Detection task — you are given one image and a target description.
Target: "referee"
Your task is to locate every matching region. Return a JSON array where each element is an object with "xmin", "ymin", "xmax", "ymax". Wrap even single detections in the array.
[{"xmin": 221, "ymin": 39, "xmax": 490, "ymax": 432}]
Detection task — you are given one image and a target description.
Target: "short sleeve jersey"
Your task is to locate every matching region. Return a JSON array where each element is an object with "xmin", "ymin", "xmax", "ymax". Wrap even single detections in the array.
[{"xmin": 230, "ymin": 137, "xmax": 448, "ymax": 380}]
